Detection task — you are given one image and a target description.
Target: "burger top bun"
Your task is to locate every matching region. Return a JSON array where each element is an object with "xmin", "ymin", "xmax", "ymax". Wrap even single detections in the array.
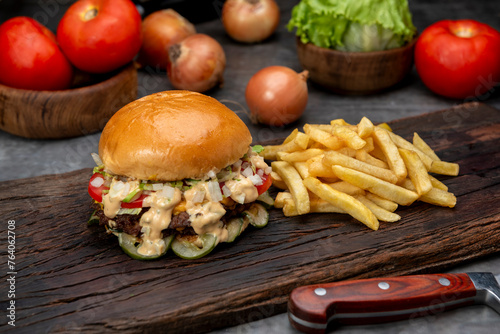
[{"xmin": 99, "ymin": 90, "xmax": 252, "ymax": 181}]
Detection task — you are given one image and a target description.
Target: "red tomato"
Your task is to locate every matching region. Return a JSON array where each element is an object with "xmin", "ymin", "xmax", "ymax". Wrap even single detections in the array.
[
  {"xmin": 415, "ymin": 19, "xmax": 500, "ymax": 99},
  {"xmin": 0, "ymin": 17, "xmax": 73, "ymax": 90},
  {"xmin": 88, "ymin": 173, "xmax": 147, "ymax": 208},
  {"xmin": 88, "ymin": 173, "xmax": 109, "ymax": 203},
  {"xmin": 57, "ymin": 0, "xmax": 142, "ymax": 73},
  {"xmin": 256, "ymin": 172, "xmax": 272, "ymax": 195}
]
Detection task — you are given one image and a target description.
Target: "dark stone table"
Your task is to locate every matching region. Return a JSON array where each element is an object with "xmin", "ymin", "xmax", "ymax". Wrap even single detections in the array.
[{"xmin": 1, "ymin": 1, "xmax": 499, "ymax": 333}]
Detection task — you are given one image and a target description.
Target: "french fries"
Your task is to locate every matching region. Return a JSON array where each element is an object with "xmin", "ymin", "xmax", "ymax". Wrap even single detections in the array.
[{"xmin": 259, "ymin": 116, "xmax": 460, "ymax": 231}]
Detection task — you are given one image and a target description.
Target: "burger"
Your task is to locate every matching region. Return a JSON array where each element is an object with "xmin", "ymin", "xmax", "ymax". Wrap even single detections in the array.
[{"xmin": 88, "ymin": 90, "xmax": 273, "ymax": 260}]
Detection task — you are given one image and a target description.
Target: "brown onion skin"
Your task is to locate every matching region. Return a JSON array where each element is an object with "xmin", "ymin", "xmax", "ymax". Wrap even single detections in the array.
[
  {"xmin": 222, "ymin": 0, "xmax": 280, "ymax": 43},
  {"xmin": 245, "ymin": 66, "xmax": 309, "ymax": 126},
  {"xmin": 137, "ymin": 9, "xmax": 196, "ymax": 70},
  {"xmin": 167, "ymin": 33, "xmax": 226, "ymax": 93}
]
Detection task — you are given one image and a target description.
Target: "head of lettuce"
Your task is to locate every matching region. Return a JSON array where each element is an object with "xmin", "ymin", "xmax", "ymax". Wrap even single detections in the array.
[{"xmin": 287, "ymin": 0, "xmax": 417, "ymax": 52}]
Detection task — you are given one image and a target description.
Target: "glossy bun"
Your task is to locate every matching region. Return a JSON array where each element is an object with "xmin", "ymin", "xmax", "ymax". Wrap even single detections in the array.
[{"xmin": 99, "ymin": 90, "xmax": 252, "ymax": 180}]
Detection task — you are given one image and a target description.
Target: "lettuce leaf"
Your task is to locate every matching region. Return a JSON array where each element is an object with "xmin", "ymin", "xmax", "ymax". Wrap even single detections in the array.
[{"xmin": 288, "ymin": 0, "xmax": 416, "ymax": 52}]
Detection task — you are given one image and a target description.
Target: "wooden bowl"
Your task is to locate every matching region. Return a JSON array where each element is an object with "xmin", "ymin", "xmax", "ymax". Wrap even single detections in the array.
[
  {"xmin": 0, "ymin": 64, "xmax": 138, "ymax": 139},
  {"xmin": 296, "ymin": 37, "xmax": 417, "ymax": 95}
]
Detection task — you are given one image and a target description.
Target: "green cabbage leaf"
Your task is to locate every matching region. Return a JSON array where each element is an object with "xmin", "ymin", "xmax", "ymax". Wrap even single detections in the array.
[{"xmin": 287, "ymin": 0, "xmax": 417, "ymax": 52}]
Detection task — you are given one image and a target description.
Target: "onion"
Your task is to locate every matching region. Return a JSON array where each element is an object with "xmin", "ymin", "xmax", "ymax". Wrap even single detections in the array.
[
  {"xmin": 90, "ymin": 176, "xmax": 104, "ymax": 188},
  {"xmin": 242, "ymin": 166, "xmax": 254, "ymax": 178},
  {"xmin": 167, "ymin": 33, "xmax": 226, "ymax": 92},
  {"xmin": 160, "ymin": 185, "xmax": 175, "ymax": 199},
  {"xmin": 137, "ymin": 9, "xmax": 196, "ymax": 70},
  {"xmin": 245, "ymin": 66, "xmax": 309, "ymax": 127},
  {"xmin": 207, "ymin": 181, "xmax": 223, "ymax": 202},
  {"xmin": 191, "ymin": 190, "xmax": 205, "ymax": 204},
  {"xmin": 91, "ymin": 153, "xmax": 103, "ymax": 166},
  {"xmin": 222, "ymin": 185, "xmax": 232, "ymax": 197},
  {"xmin": 248, "ymin": 174, "xmax": 263, "ymax": 186},
  {"xmin": 152, "ymin": 183, "xmax": 164, "ymax": 191},
  {"xmin": 222, "ymin": 0, "xmax": 280, "ymax": 43}
]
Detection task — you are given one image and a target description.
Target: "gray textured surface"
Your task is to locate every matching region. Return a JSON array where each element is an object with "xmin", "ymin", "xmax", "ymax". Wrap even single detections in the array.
[{"xmin": 1, "ymin": 0, "xmax": 500, "ymax": 333}]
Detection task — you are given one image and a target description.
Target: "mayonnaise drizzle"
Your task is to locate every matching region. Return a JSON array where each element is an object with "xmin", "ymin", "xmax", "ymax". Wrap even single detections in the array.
[
  {"xmin": 184, "ymin": 183, "xmax": 228, "ymax": 243},
  {"xmin": 103, "ymin": 179, "xmax": 141, "ymax": 219},
  {"xmin": 138, "ymin": 188, "xmax": 182, "ymax": 256}
]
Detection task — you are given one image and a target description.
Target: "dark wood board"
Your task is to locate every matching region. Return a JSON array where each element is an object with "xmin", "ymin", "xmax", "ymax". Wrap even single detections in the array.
[{"xmin": 1, "ymin": 102, "xmax": 500, "ymax": 333}]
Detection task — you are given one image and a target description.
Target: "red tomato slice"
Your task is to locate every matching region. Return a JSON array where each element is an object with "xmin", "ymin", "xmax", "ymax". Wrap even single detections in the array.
[
  {"xmin": 256, "ymin": 172, "xmax": 272, "ymax": 195},
  {"xmin": 88, "ymin": 173, "xmax": 108, "ymax": 203},
  {"xmin": 121, "ymin": 193, "xmax": 148, "ymax": 209},
  {"xmin": 88, "ymin": 173, "xmax": 146, "ymax": 208}
]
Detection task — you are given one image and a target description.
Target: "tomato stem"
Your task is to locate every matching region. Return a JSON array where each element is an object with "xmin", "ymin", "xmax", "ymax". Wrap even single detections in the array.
[{"xmin": 84, "ymin": 7, "xmax": 98, "ymax": 21}]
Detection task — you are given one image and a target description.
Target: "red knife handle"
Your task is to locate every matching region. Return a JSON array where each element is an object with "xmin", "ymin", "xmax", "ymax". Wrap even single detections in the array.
[{"xmin": 288, "ymin": 273, "xmax": 477, "ymax": 334}]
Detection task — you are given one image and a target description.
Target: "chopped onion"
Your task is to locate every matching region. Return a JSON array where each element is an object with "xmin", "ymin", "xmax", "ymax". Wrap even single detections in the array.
[
  {"xmin": 90, "ymin": 176, "xmax": 104, "ymax": 188},
  {"xmin": 242, "ymin": 166, "xmax": 254, "ymax": 177},
  {"xmin": 114, "ymin": 181, "xmax": 125, "ymax": 191},
  {"xmin": 192, "ymin": 190, "xmax": 205, "ymax": 204},
  {"xmin": 233, "ymin": 160, "xmax": 242, "ymax": 169},
  {"xmin": 222, "ymin": 185, "xmax": 232, "ymax": 197},
  {"xmin": 264, "ymin": 166, "xmax": 272, "ymax": 175},
  {"xmin": 152, "ymin": 183, "xmax": 164, "ymax": 191},
  {"xmin": 207, "ymin": 169, "xmax": 217, "ymax": 179},
  {"xmin": 160, "ymin": 185, "xmax": 175, "ymax": 199},
  {"xmin": 207, "ymin": 181, "xmax": 223, "ymax": 202},
  {"xmin": 248, "ymin": 174, "xmax": 263, "ymax": 186},
  {"xmin": 91, "ymin": 153, "xmax": 103, "ymax": 166},
  {"xmin": 257, "ymin": 168, "xmax": 264, "ymax": 177}
]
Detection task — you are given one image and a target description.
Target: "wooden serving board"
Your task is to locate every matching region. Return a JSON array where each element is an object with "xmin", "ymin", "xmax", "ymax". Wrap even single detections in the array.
[{"xmin": 1, "ymin": 102, "xmax": 500, "ymax": 333}]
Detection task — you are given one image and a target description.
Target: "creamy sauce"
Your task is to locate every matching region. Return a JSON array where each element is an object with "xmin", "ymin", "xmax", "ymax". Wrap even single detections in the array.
[
  {"xmin": 138, "ymin": 188, "xmax": 182, "ymax": 256},
  {"xmin": 250, "ymin": 154, "xmax": 269, "ymax": 170},
  {"xmin": 185, "ymin": 183, "xmax": 228, "ymax": 243},
  {"xmin": 103, "ymin": 179, "xmax": 141, "ymax": 218},
  {"xmin": 225, "ymin": 178, "xmax": 259, "ymax": 204}
]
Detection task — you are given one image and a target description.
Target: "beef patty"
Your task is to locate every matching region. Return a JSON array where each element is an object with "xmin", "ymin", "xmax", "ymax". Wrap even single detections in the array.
[{"xmin": 90, "ymin": 200, "xmax": 250, "ymax": 237}]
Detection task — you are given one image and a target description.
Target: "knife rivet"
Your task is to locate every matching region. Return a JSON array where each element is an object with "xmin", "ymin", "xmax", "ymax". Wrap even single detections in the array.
[
  {"xmin": 314, "ymin": 288, "xmax": 327, "ymax": 296},
  {"xmin": 439, "ymin": 278, "xmax": 451, "ymax": 286},
  {"xmin": 378, "ymin": 282, "xmax": 390, "ymax": 290}
]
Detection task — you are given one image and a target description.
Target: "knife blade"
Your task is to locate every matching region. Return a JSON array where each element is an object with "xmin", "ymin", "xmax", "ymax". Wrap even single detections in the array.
[{"xmin": 288, "ymin": 272, "xmax": 500, "ymax": 334}]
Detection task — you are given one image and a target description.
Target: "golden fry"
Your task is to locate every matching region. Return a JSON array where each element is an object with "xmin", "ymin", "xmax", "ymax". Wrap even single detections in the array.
[
  {"xmin": 372, "ymin": 128, "xmax": 407, "ymax": 181},
  {"xmin": 283, "ymin": 197, "xmax": 346, "ymax": 216},
  {"xmin": 303, "ymin": 177, "xmax": 379, "ymax": 230},
  {"xmin": 412, "ymin": 132, "xmax": 441, "ymax": 161},
  {"xmin": 293, "ymin": 161, "xmax": 311, "ymax": 179},
  {"xmin": 328, "ymin": 181, "xmax": 365, "ymax": 196},
  {"xmin": 365, "ymin": 193, "xmax": 398, "ymax": 212},
  {"xmin": 323, "ymin": 150, "xmax": 398, "ymax": 184},
  {"xmin": 429, "ymin": 160, "xmax": 460, "ymax": 176},
  {"xmin": 331, "ymin": 165, "xmax": 418, "ymax": 206},
  {"xmin": 355, "ymin": 150, "xmax": 389, "ymax": 169},
  {"xmin": 398, "ymin": 148, "xmax": 432, "ymax": 196},
  {"xmin": 274, "ymin": 191, "xmax": 292, "ymax": 208},
  {"xmin": 401, "ymin": 179, "xmax": 456, "ymax": 208},
  {"xmin": 303, "ymin": 124, "xmax": 344, "ymax": 150},
  {"xmin": 428, "ymin": 175, "xmax": 448, "ymax": 191},
  {"xmin": 357, "ymin": 116, "xmax": 374, "ymax": 138},
  {"xmin": 332, "ymin": 125, "xmax": 366, "ymax": 150},
  {"xmin": 272, "ymin": 161, "xmax": 310, "ymax": 214},
  {"xmin": 278, "ymin": 148, "xmax": 325, "ymax": 162},
  {"xmin": 386, "ymin": 130, "xmax": 433, "ymax": 170},
  {"xmin": 355, "ymin": 195, "xmax": 401, "ymax": 222}
]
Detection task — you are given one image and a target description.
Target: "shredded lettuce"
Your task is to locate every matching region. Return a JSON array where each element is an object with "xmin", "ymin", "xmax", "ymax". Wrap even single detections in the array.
[
  {"xmin": 252, "ymin": 145, "xmax": 265, "ymax": 154},
  {"xmin": 288, "ymin": 0, "xmax": 416, "ymax": 52}
]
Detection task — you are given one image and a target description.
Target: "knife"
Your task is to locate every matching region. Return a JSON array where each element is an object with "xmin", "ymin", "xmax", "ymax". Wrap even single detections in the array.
[{"xmin": 288, "ymin": 272, "xmax": 500, "ymax": 333}]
